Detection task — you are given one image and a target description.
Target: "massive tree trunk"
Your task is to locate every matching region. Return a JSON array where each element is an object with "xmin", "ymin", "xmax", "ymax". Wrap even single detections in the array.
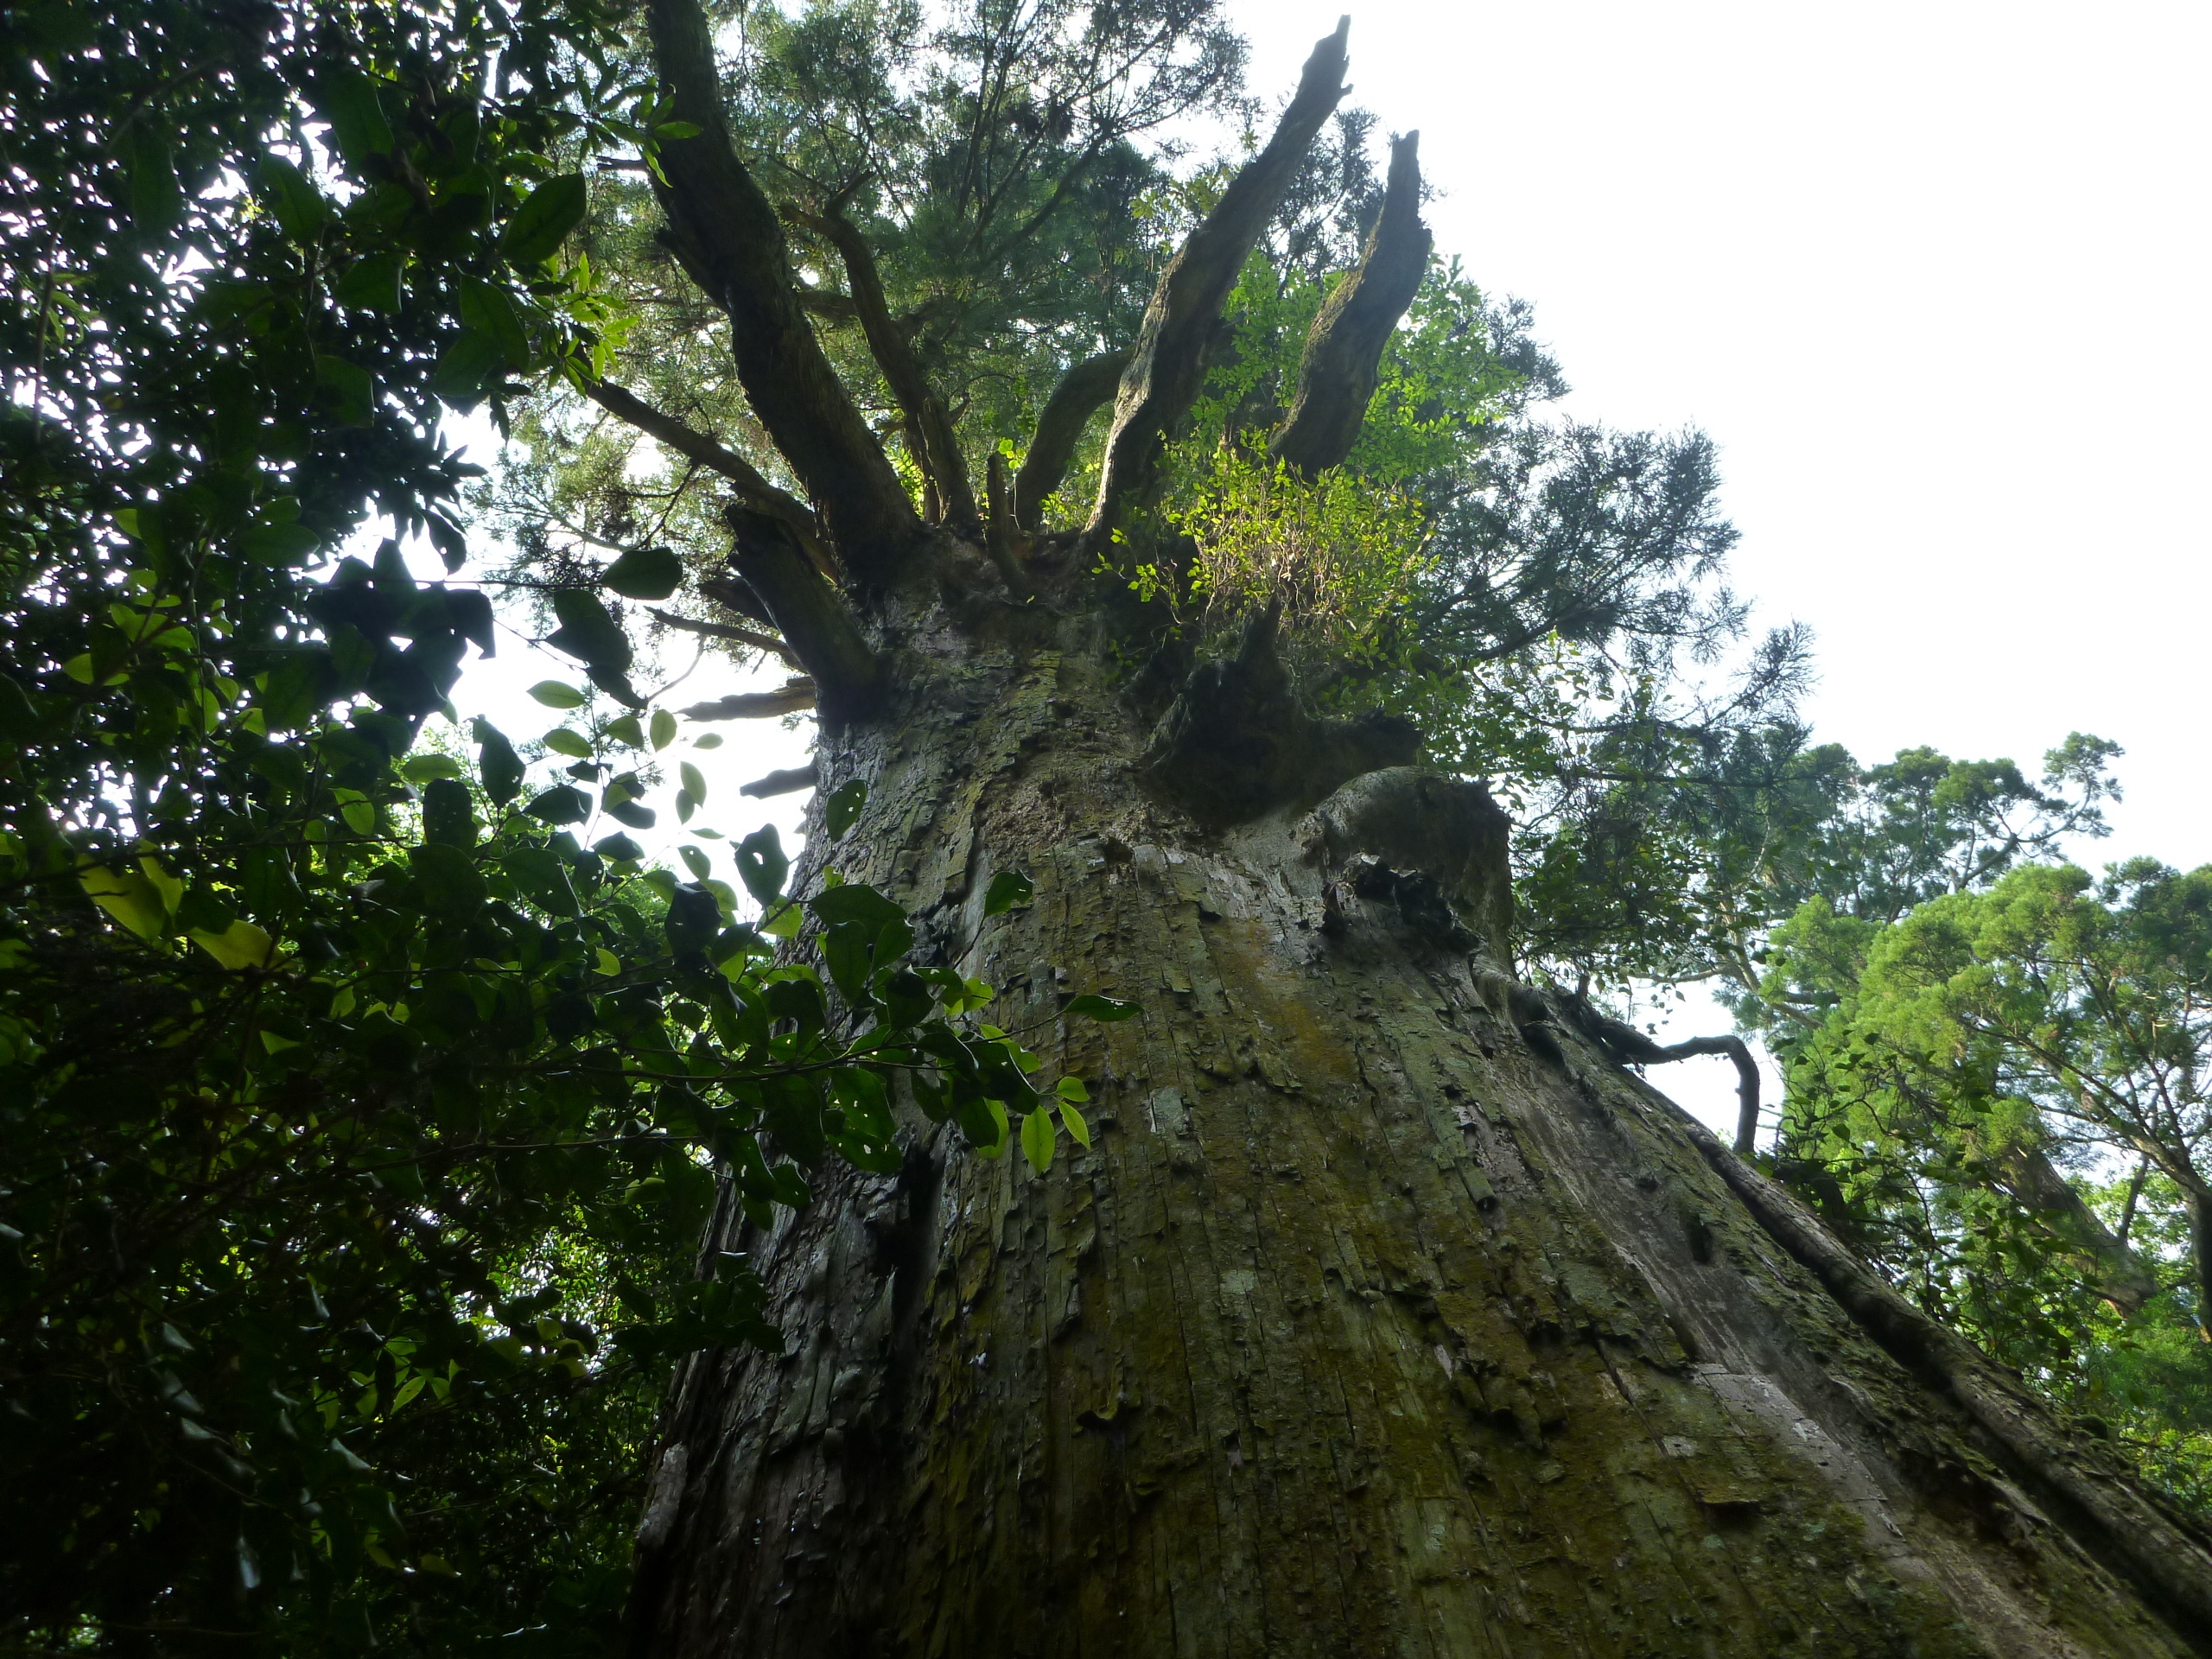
[
  {"xmin": 622, "ymin": 593, "xmax": 2211, "ymax": 1658},
  {"xmin": 609, "ymin": 10, "xmax": 2212, "ymax": 1651}
]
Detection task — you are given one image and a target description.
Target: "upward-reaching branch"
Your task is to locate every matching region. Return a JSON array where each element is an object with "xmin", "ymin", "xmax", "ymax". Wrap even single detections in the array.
[
  {"xmin": 1271, "ymin": 130, "xmax": 1432, "ymax": 478},
  {"xmin": 1015, "ymin": 348, "xmax": 1128, "ymax": 531},
  {"xmin": 580, "ymin": 378, "xmax": 834, "ymax": 577},
  {"xmin": 644, "ymin": 0, "xmax": 920, "ymax": 583},
  {"xmin": 1084, "ymin": 18, "xmax": 1353, "ymax": 547},
  {"xmin": 785, "ymin": 205, "xmax": 979, "ymax": 533}
]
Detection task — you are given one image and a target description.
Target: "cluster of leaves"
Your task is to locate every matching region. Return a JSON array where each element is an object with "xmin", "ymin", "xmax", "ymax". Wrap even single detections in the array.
[
  {"xmin": 1764, "ymin": 857, "xmax": 2212, "ymax": 1510},
  {"xmin": 0, "ymin": 2, "xmax": 1127, "ymax": 1649},
  {"xmin": 1520, "ymin": 730, "xmax": 2124, "ymax": 1002},
  {"xmin": 1155, "ymin": 450, "xmax": 1433, "ymax": 662},
  {"xmin": 4, "ymin": 709, "xmax": 1121, "ymax": 1646}
]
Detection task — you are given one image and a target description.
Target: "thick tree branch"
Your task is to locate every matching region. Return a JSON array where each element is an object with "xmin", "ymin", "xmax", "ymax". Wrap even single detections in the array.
[
  {"xmin": 719, "ymin": 506, "xmax": 880, "ymax": 723},
  {"xmin": 794, "ymin": 287, "xmax": 859, "ymax": 325},
  {"xmin": 983, "ymin": 451, "xmax": 1028, "ymax": 596},
  {"xmin": 741, "ymin": 765, "xmax": 820, "ymax": 799},
  {"xmin": 1014, "ymin": 348, "xmax": 1128, "ymax": 531},
  {"xmin": 643, "ymin": 0, "xmax": 921, "ymax": 582},
  {"xmin": 1085, "ymin": 18, "xmax": 1352, "ymax": 546},
  {"xmin": 785, "ymin": 206, "xmax": 979, "ymax": 533},
  {"xmin": 679, "ymin": 677, "xmax": 816, "ymax": 721},
  {"xmin": 582, "ymin": 378, "xmax": 831, "ymax": 574},
  {"xmin": 1993, "ymin": 1141, "xmax": 2161, "ymax": 1313},
  {"xmin": 645, "ymin": 606, "xmax": 799, "ymax": 668},
  {"xmin": 1270, "ymin": 130, "xmax": 1432, "ymax": 478},
  {"xmin": 1566, "ymin": 996, "xmax": 1764, "ymax": 1156}
]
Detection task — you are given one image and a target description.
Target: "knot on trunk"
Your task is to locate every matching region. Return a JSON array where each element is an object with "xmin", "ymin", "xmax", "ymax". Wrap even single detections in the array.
[
  {"xmin": 1137, "ymin": 611, "xmax": 1418, "ymax": 826},
  {"xmin": 1303, "ymin": 766, "xmax": 1513, "ymax": 957}
]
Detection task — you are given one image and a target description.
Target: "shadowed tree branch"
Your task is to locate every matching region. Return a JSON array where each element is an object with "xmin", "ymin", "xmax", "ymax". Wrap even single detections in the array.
[
  {"xmin": 1988, "ymin": 1140, "xmax": 2162, "ymax": 1313},
  {"xmin": 1271, "ymin": 130, "xmax": 1432, "ymax": 478},
  {"xmin": 646, "ymin": 607, "xmax": 800, "ymax": 669},
  {"xmin": 983, "ymin": 451, "xmax": 1028, "ymax": 597},
  {"xmin": 643, "ymin": 0, "xmax": 921, "ymax": 582},
  {"xmin": 718, "ymin": 506, "xmax": 881, "ymax": 722},
  {"xmin": 582, "ymin": 378, "xmax": 831, "ymax": 575},
  {"xmin": 1014, "ymin": 348, "xmax": 1128, "ymax": 531},
  {"xmin": 679, "ymin": 677, "xmax": 816, "ymax": 720},
  {"xmin": 1559, "ymin": 993, "xmax": 1764, "ymax": 1156},
  {"xmin": 1084, "ymin": 16, "xmax": 1352, "ymax": 547},
  {"xmin": 785, "ymin": 204, "xmax": 979, "ymax": 533}
]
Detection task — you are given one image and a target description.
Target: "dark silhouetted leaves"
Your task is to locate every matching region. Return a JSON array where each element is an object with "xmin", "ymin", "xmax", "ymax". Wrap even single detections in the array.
[
  {"xmin": 500, "ymin": 172, "xmax": 588, "ymax": 266},
  {"xmin": 734, "ymin": 825, "xmax": 788, "ymax": 907},
  {"xmin": 824, "ymin": 777, "xmax": 868, "ymax": 839},
  {"xmin": 601, "ymin": 543, "xmax": 684, "ymax": 601}
]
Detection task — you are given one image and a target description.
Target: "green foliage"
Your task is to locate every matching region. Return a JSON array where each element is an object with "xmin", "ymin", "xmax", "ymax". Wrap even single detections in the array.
[
  {"xmin": 1767, "ymin": 859, "xmax": 2212, "ymax": 1510},
  {"xmin": 1521, "ymin": 730, "xmax": 2122, "ymax": 1001},
  {"xmin": 1138, "ymin": 448, "xmax": 1434, "ymax": 661},
  {"xmin": 475, "ymin": 0, "xmax": 1248, "ymax": 581},
  {"xmin": 0, "ymin": 1, "xmax": 1129, "ymax": 1647}
]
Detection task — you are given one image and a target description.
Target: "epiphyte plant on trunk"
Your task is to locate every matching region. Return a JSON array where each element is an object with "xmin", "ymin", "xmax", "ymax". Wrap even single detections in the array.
[{"xmin": 559, "ymin": 5, "xmax": 2212, "ymax": 1656}]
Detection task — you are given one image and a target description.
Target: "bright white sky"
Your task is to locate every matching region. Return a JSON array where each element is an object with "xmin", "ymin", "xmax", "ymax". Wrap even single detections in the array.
[{"xmin": 448, "ymin": 1, "xmax": 2210, "ymax": 1141}]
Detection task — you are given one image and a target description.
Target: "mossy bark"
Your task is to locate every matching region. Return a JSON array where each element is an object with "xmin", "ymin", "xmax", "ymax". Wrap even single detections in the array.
[{"xmin": 626, "ymin": 614, "xmax": 2209, "ymax": 1658}]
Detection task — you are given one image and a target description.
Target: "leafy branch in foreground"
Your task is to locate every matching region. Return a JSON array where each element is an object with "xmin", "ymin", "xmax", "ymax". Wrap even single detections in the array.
[
  {"xmin": 0, "ymin": 1, "xmax": 1132, "ymax": 1646},
  {"xmin": 4, "ymin": 735, "xmax": 1126, "ymax": 1643}
]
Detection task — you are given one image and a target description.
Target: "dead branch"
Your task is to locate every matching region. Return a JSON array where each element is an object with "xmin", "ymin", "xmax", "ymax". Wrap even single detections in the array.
[
  {"xmin": 1014, "ymin": 348, "xmax": 1129, "ymax": 531},
  {"xmin": 785, "ymin": 205, "xmax": 979, "ymax": 533},
  {"xmin": 741, "ymin": 764, "xmax": 821, "ymax": 799},
  {"xmin": 642, "ymin": 0, "xmax": 921, "ymax": 582},
  {"xmin": 1270, "ymin": 130, "xmax": 1432, "ymax": 478},
  {"xmin": 1559, "ymin": 994, "xmax": 1762, "ymax": 1155},
  {"xmin": 1084, "ymin": 18, "xmax": 1352, "ymax": 548},
  {"xmin": 679, "ymin": 678, "xmax": 817, "ymax": 721},
  {"xmin": 645, "ymin": 607, "xmax": 800, "ymax": 668}
]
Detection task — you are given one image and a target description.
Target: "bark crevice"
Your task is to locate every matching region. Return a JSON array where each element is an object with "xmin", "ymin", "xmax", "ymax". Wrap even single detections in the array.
[{"xmin": 1136, "ymin": 608, "xmax": 1418, "ymax": 826}]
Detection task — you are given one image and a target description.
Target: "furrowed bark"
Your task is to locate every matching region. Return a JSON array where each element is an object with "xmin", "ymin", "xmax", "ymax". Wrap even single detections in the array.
[
  {"xmin": 1270, "ymin": 130, "xmax": 1433, "ymax": 478},
  {"xmin": 1676, "ymin": 1105, "xmax": 2212, "ymax": 1636},
  {"xmin": 643, "ymin": 0, "xmax": 921, "ymax": 582},
  {"xmin": 632, "ymin": 624, "xmax": 2209, "ymax": 1657},
  {"xmin": 787, "ymin": 206, "xmax": 980, "ymax": 534},
  {"xmin": 582, "ymin": 378, "xmax": 829, "ymax": 569},
  {"xmin": 1014, "ymin": 348, "xmax": 1128, "ymax": 531},
  {"xmin": 1084, "ymin": 18, "xmax": 1351, "ymax": 546},
  {"xmin": 720, "ymin": 506, "xmax": 880, "ymax": 722}
]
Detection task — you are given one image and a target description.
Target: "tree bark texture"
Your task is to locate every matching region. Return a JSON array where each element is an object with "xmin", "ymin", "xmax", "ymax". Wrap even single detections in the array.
[{"xmin": 626, "ymin": 607, "xmax": 2212, "ymax": 1659}]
